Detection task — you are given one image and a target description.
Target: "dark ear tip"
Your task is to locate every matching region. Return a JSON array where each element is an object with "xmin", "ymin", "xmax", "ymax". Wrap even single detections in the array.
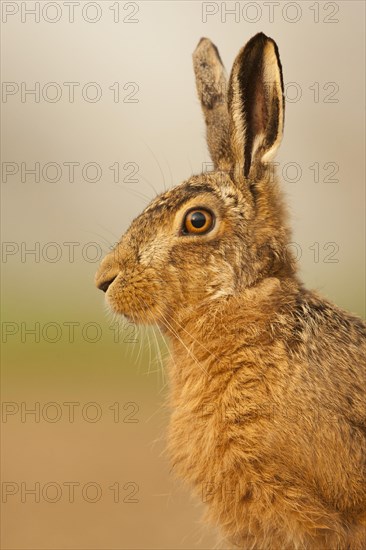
[
  {"xmin": 254, "ymin": 32, "xmax": 269, "ymax": 39},
  {"xmin": 193, "ymin": 37, "xmax": 211, "ymax": 56},
  {"xmin": 239, "ymin": 33, "xmax": 280, "ymax": 68},
  {"xmin": 196, "ymin": 37, "xmax": 211, "ymax": 49},
  {"xmin": 248, "ymin": 32, "xmax": 276, "ymax": 48},
  {"xmin": 193, "ymin": 37, "xmax": 224, "ymax": 66}
]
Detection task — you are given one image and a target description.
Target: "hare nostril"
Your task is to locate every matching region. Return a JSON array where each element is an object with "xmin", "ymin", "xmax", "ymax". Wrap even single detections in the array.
[{"xmin": 98, "ymin": 276, "xmax": 117, "ymax": 293}]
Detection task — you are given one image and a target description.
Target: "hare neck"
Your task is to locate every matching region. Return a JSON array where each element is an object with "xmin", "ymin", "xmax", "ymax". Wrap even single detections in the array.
[
  {"xmin": 159, "ymin": 276, "xmax": 301, "ymax": 392},
  {"xmin": 163, "ymin": 276, "xmax": 301, "ymax": 496}
]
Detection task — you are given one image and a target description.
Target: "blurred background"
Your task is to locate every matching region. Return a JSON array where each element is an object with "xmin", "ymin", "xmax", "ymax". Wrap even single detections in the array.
[{"xmin": 1, "ymin": 1, "xmax": 365, "ymax": 548}]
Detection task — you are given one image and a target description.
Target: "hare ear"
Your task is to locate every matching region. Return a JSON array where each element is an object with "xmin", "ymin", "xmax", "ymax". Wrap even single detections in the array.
[
  {"xmin": 228, "ymin": 33, "xmax": 284, "ymax": 180},
  {"xmin": 193, "ymin": 38, "xmax": 232, "ymax": 171}
]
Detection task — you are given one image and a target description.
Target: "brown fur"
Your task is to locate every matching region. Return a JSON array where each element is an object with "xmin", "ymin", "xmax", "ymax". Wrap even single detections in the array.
[{"xmin": 95, "ymin": 33, "xmax": 366, "ymax": 549}]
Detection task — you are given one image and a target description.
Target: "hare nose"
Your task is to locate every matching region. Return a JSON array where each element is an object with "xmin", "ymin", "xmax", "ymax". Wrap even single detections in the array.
[{"xmin": 97, "ymin": 275, "xmax": 117, "ymax": 293}]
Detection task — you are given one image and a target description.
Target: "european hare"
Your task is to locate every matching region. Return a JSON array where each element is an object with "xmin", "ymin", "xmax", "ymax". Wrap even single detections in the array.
[{"xmin": 95, "ymin": 33, "xmax": 366, "ymax": 549}]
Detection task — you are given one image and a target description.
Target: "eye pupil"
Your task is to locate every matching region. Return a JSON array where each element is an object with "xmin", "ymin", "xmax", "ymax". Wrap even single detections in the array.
[
  {"xmin": 182, "ymin": 208, "xmax": 214, "ymax": 235},
  {"xmin": 191, "ymin": 212, "xmax": 206, "ymax": 228}
]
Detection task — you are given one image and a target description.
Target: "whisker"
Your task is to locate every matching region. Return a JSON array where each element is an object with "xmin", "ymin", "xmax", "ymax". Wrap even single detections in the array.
[
  {"xmin": 142, "ymin": 140, "xmax": 167, "ymax": 193},
  {"xmin": 163, "ymin": 308, "xmax": 220, "ymax": 365},
  {"xmin": 158, "ymin": 310, "xmax": 209, "ymax": 377}
]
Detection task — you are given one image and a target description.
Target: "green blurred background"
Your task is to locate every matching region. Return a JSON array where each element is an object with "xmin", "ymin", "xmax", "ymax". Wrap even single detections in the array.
[{"xmin": 1, "ymin": 1, "xmax": 365, "ymax": 548}]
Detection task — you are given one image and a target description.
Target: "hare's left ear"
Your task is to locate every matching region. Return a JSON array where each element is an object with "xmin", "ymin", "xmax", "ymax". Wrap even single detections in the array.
[{"xmin": 228, "ymin": 33, "xmax": 284, "ymax": 180}]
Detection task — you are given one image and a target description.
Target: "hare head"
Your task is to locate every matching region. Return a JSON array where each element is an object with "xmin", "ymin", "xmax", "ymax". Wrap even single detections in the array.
[{"xmin": 95, "ymin": 33, "xmax": 295, "ymax": 326}]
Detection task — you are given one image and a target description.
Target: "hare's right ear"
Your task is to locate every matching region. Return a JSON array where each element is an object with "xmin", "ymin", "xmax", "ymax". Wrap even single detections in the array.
[
  {"xmin": 193, "ymin": 38, "xmax": 232, "ymax": 171},
  {"xmin": 228, "ymin": 33, "xmax": 284, "ymax": 180}
]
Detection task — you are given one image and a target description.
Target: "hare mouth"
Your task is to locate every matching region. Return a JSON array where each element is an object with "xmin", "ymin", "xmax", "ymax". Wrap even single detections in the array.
[
  {"xmin": 116, "ymin": 311, "xmax": 134, "ymax": 323},
  {"xmin": 106, "ymin": 291, "xmax": 158, "ymax": 325},
  {"xmin": 106, "ymin": 298, "xmax": 137, "ymax": 324}
]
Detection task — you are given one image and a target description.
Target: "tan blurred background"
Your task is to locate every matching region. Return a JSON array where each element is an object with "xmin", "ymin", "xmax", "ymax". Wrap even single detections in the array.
[{"xmin": 1, "ymin": 1, "xmax": 365, "ymax": 548}]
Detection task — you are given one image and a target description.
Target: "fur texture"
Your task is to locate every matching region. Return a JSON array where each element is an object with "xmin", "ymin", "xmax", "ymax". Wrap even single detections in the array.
[{"xmin": 95, "ymin": 33, "xmax": 366, "ymax": 549}]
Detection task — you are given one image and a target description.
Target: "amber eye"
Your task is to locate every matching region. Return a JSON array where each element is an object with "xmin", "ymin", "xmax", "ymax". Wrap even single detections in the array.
[{"xmin": 182, "ymin": 208, "xmax": 214, "ymax": 235}]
